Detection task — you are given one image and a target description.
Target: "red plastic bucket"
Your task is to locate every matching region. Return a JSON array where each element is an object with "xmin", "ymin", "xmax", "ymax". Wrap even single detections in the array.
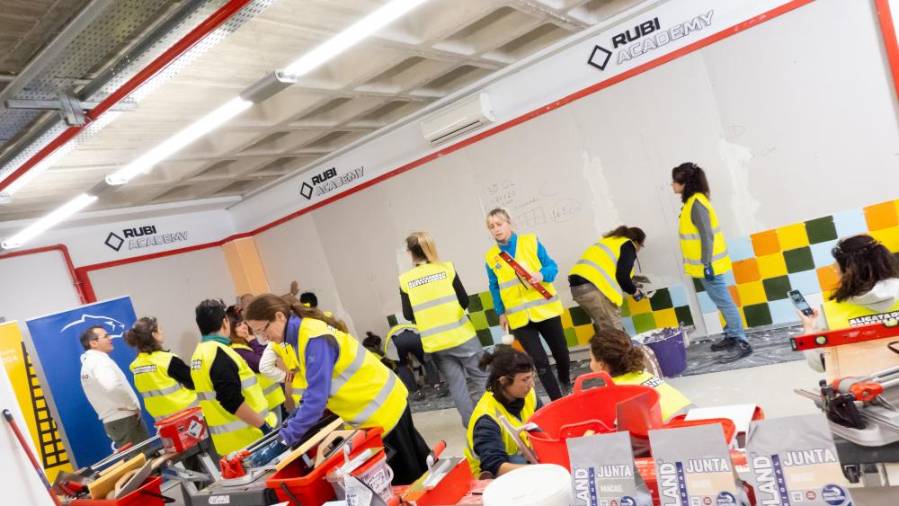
[{"xmin": 528, "ymin": 372, "xmax": 661, "ymax": 469}]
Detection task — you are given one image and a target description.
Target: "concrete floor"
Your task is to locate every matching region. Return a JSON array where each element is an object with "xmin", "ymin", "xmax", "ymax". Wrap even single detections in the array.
[{"xmin": 412, "ymin": 360, "xmax": 823, "ymax": 458}]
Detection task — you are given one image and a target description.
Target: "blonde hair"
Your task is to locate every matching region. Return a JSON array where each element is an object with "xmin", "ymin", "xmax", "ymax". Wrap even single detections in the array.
[
  {"xmin": 406, "ymin": 231, "xmax": 440, "ymax": 263},
  {"xmin": 485, "ymin": 207, "xmax": 511, "ymax": 227}
]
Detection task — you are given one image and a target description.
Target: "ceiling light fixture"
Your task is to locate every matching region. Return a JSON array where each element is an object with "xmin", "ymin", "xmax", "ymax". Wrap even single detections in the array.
[{"xmin": 1, "ymin": 193, "xmax": 98, "ymax": 249}]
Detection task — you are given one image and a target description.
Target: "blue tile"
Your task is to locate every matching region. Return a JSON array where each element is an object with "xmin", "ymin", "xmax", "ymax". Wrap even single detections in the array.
[
  {"xmin": 669, "ymin": 284, "xmax": 688, "ymax": 307},
  {"xmin": 833, "ymin": 209, "xmax": 868, "ymax": 238},
  {"xmin": 768, "ymin": 298, "xmax": 800, "ymax": 325},
  {"xmin": 788, "ymin": 270, "xmax": 822, "ymax": 295},
  {"xmin": 622, "ymin": 317, "xmax": 637, "ymax": 337},
  {"xmin": 810, "ymin": 240, "xmax": 838, "ymax": 267},
  {"xmin": 698, "ymin": 291, "xmax": 717, "ymax": 313},
  {"xmin": 729, "ymin": 237, "xmax": 754, "ymax": 261}
]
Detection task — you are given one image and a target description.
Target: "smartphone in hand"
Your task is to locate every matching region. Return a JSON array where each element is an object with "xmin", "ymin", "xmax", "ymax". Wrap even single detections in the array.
[{"xmin": 788, "ymin": 289, "xmax": 815, "ymax": 316}]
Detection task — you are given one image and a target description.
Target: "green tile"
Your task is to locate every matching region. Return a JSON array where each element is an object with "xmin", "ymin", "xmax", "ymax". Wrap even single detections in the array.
[
  {"xmin": 762, "ymin": 275, "xmax": 792, "ymax": 301},
  {"xmin": 476, "ymin": 328, "xmax": 493, "ymax": 347},
  {"xmin": 649, "ymin": 288, "xmax": 673, "ymax": 311},
  {"xmin": 469, "ymin": 311, "xmax": 488, "ymax": 330},
  {"xmin": 805, "ymin": 216, "xmax": 838, "ymax": 244},
  {"xmin": 479, "ymin": 292, "xmax": 494, "ymax": 310},
  {"xmin": 468, "ymin": 294, "xmax": 482, "ymax": 312},
  {"xmin": 674, "ymin": 305, "xmax": 694, "ymax": 327},
  {"xmin": 632, "ymin": 312, "xmax": 656, "ymax": 334},
  {"xmin": 564, "ymin": 327, "xmax": 578, "ymax": 347},
  {"xmin": 484, "ymin": 308, "xmax": 499, "ymax": 327},
  {"xmin": 620, "ymin": 299, "xmax": 631, "ymax": 317},
  {"xmin": 569, "ymin": 305, "xmax": 592, "ymax": 326},
  {"xmin": 387, "ymin": 314, "xmax": 398, "ymax": 327},
  {"xmin": 743, "ymin": 303, "xmax": 772, "ymax": 327},
  {"xmin": 692, "ymin": 277, "xmax": 705, "ymax": 293},
  {"xmin": 784, "ymin": 247, "xmax": 815, "ymax": 273}
]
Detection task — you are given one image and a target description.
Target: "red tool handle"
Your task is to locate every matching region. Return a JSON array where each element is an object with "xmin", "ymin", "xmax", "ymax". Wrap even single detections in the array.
[
  {"xmin": 790, "ymin": 321, "xmax": 899, "ymax": 351},
  {"xmin": 850, "ymin": 382, "xmax": 885, "ymax": 402},
  {"xmin": 497, "ymin": 251, "xmax": 552, "ymax": 300},
  {"xmin": 3, "ymin": 409, "xmax": 63, "ymax": 506}
]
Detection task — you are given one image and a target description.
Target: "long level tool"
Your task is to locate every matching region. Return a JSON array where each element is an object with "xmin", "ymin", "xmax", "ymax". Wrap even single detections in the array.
[
  {"xmin": 497, "ymin": 251, "xmax": 552, "ymax": 300},
  {"xmin": 3, "ymin": 408, "xmax": 63, "ymax": 506}
]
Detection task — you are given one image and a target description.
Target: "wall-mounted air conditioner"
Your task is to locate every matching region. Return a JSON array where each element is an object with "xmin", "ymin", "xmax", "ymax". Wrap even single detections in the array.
[{"xmin": 420, "ymin": 92, "xmax": 495, "ymax": 146}]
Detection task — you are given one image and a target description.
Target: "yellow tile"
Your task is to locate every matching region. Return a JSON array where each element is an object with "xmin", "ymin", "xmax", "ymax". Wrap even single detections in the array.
[
  {"xmin": 737, "ymin": 281, "xmax": 767, "ymax": 306},
  {"xmin": 870, "ymin": 227, "xmax": 899, "ymax": 253},
  {"xmin": 628, "ymin": 294, "xmax": 652, "ymax": 314},
  {"xmin": 756, "ymin": 253, "xmax": 788, "ymax": 278},
  {"xmin": 776, "ymin": 223, "xmax": 810, "ymax": 250},
  {"xmin": 560, "ymin": 309, "xmax": 573, "ymax": 329},
  {"xmin": 653, "ymin": 308, "xmax": 679, "ymax": 329},
  {"xmin": 575, "ymin": 324, "xmax": 594, "ymax": 345}
]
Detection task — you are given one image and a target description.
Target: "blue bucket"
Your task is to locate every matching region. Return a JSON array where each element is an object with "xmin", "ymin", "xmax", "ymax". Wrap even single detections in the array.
[{"xmin": 643, "ymin": 327, "xmax": 687, "ymax": 377}]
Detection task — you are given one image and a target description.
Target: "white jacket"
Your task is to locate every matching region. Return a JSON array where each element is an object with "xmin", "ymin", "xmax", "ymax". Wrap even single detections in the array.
[{"xmin": 80, "ymin": 349, "xmax": 141, "ymax": 423}]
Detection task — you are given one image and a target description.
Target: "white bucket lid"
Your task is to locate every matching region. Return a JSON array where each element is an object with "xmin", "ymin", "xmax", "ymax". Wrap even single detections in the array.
[{"xmin": 482, "ymin": 464, "xmax": 572, "ymax": 506}]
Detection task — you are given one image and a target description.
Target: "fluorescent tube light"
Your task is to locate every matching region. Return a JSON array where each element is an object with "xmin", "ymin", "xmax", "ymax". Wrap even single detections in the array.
[
  {"xmin": 0, "ymin": 143, "xmax": 73, "ymax": 201},
  {"xmin": 105, "ymin": 96, "xmax": 252, "ymax": 185},
  {"xmin": 283, "ymin": 0, "xmax": 430, "ymax": 77},
  {"xmin": 1, "ymin": 193, "xmax": 98, "ymax": 249}
]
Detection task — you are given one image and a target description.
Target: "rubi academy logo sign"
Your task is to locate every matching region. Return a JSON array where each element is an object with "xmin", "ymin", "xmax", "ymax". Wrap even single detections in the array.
[
  {"xmin": 104, "ymin": 224, "xmax": 189, "ymax": 252},
  {"xmin": 299, "ymin": 165, "xmax": 365, "ymax": 200},
  {"xmin": 588, "ymin": 10, "xmax": 714, "ymax": 71}
]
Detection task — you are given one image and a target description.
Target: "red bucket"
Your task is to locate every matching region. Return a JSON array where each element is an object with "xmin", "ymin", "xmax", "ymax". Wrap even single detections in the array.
[{"xmin": 528, "ymin": 372, "xmax": 661, "ymax": 469}]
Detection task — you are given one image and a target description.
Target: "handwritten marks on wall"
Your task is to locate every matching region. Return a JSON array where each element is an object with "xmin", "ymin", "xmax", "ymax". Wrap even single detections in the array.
[{"xmin": 482, "ymin": 179, "xmax": 584, "ymax": 229}]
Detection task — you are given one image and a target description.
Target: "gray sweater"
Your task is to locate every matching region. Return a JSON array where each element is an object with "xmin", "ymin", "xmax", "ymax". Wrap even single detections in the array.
[{"xmin": 691, "ymin": 199, "xmax": 715, "ymax": 264}]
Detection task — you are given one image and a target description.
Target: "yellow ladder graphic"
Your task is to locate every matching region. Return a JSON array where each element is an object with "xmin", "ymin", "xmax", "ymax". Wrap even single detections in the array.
[{"xmin": 22, "ymin": 342, "xmax": 70, "ymax": 468}]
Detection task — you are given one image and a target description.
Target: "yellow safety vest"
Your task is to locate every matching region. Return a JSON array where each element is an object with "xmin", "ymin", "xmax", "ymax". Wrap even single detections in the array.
[
  {"xmin": 129, "ymin": 351, "xmax": 197, "ymax": 421},
  {"xmin": 270, "ymin": 342, "xmax": 306, "ymax": 405},
  {"xmin": 399, "ymin": 262, "xmax": 477, "ymax": 353},
  {"xmin": 293, "ymin": 318, "xmax": 408, "ymax": 434},
  {"xmin": 486, "ymin": 234, "xmax": 564, "ymax": 330},
  {"xmin": 678, "ymin": 193, "xmax": 732, "ymax": 278},
  {"xmin": 612, "ymin": 371, "xmax": 692, "ymax": 422},
  {"xmin": 231, "ymin": 343, "xmax": 285, "ymax": 411},
  {"xmin": 190, "ymin": 341, "xmax": 269, "ymax": 455},
  {"xmin": 384, "ymin": 324, "xmax": 418, "ymax": 360},
  {"xmin": 823, "ymin": 298, "xmax": 899, "ymax": 329},
  {"xmin": 464, "ymin": 390, "xmax": 537, "ymax": 476},
  {"xmin": 568, "ymin": 236, "xmax": 635, "ymax": 306}
]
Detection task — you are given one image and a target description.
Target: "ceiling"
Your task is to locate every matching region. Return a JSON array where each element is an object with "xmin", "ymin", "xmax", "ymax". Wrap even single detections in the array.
[{"xmin": 0, "ymin": 0, "xmax": 641, "ymax": 223}]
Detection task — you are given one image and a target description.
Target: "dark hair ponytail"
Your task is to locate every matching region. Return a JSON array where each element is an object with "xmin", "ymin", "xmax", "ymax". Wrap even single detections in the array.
[
  {"xmin": 604, "ymin": 225, "xmax": 646, "ymax": 246},
  {"xmin": 479, "ymin": 345, "xmax": 535, "ymax": 393},
  {"xmin": 589, "ymin": 328, "xmax": 644, "ymax": 376},
  {"xmin": 671, "ymin": 162, "xmax": 711, "ymax": 203},
  {"xmin": 831, "ymin": 234, "xmax": 899, "ymax": 302},
  {"xmin": 124, "ymin": 317, "xmax": 162, "ymax": 354}
]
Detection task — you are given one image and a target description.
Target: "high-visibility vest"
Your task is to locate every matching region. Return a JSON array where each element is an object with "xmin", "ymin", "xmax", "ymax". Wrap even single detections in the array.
[
  {"xmin": 399, "ymin": 262, "xmax": 477, "ymax": 353},
  {"xmin": 129, "ymin": 351, "xmax": 197, "ymax": 421},
  {"xmin": 293, "ymin": 318, "xmax": 408, "ymax": 434},
  {"xmin": 190, "ymin": 341, "xmax": 269, "ymax": 455},
  {"xmin": 270, "ymin": 342, "xmax": 306, "ymax": 405},
  {"xmin": 612, "ymin": 371, "xmax": 692, "ymax": 422},
  {"xmin": 823, "ymin": 298, "xmax": 899, "ymax": 329},
  {"xmin": 678, "ymin": 193, "xmax": 732, "ymax": 278},
  {"xmin": 568, "ymin": 236, "xmax": 634, "ymax": 306},
  {"xmin": 486, "ymin": 234, "xmax": 563, "ymax": 330},
  {"xmin": 231, "ymin": 343, "xmax": 285, "ymax": 411},
  {"xmin": 464, "ymin": 390, "xmax": 537, "ymax": 476}
]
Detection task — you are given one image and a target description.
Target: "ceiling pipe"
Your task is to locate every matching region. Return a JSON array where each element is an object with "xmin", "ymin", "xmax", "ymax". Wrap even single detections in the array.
[{"xmin": 0, "ymin": 0, "xmax": 255, "ymax": 194}]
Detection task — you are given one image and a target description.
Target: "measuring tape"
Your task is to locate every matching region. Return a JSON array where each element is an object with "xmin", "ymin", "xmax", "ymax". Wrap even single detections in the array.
[{"xmin": 497, "ymin": 251, "xmax": 552, "ymax": 300}]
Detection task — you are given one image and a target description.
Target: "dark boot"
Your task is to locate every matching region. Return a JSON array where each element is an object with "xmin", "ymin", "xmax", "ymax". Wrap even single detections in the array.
[
  {"xmin": 710, "ymin": 336, "xmax": 736, "ymax": 352},
  {"xmin": 717, "ymin": 341, "xmax": 752, "ymax": 363}
]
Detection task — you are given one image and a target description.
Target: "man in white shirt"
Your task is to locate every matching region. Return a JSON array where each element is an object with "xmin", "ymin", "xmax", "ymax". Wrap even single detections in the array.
[{"xmin": 79, "ymin": 325, "xmax": 149, "ymax": 449}]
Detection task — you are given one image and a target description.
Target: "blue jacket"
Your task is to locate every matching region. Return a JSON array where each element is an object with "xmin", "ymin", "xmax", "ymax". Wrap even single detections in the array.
[{"xmin": 485, "ymin": 232, "xmax": 558, "ymax": 315}]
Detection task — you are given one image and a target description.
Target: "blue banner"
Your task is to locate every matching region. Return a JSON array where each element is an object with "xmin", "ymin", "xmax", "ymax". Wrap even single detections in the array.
[{"xmin": 25, "ymin": 297, "xmax": 154, "ymax": 467}]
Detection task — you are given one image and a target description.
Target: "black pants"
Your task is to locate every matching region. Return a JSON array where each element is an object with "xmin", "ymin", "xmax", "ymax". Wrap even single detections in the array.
[
  {"xmin": 512, "ymin": 316, "xmax": 571, "ymax": 400},
  {"xmin": 383, "ymin": 405, "xmax": 431, "ymax": 485},
  {"xmin": 393, "ymin": 329, "xmax": 440, "ymax": 390}
]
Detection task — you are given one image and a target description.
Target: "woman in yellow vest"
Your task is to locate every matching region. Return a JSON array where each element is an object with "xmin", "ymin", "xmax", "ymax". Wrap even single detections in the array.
[
  {"xmin": 245, "ymin": 294, "xmax": 430, "ymax": 485},
  {"xmin": 226, "ymin": 306, "xmax": 286, "ymax": 424},
  {"xmin": 125, "ymin": 317, "xmax": 197, "ymax": 421},
  {"xmin": 485, "ymin": 208, "xmax": 570, "ymax": 400},
  {"xmin": 672, "ymin": 163, "xmax": 751, "ymax": 364},
  {"xmin": 588, "ymin": 328, "xmax": 693, "ymax": 421},
  {"xmin": 798, "ymin": 234, "xmax": 899, "ymax": 371},
  {"xmin": 569, "ymin": 226, "xmax": 647, "ymax": 331},
  {"xmin": 465, "ymin": 345, "xmax": 540, "ymax": 478},
  {"xmin": 400, "ymin": 232, "xmax": 488, "ymax": 427}
]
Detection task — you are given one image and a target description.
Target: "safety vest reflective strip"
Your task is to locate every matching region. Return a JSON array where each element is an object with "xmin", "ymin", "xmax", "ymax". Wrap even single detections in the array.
[
  {"xmin": 823, "ymin": 298, "xmax": 899, "ymax": 330},
  {"xmin": 295, "ymin": 318, "xmax": 408, "ymax": 434},
  {"xmin": 569, "ymin": 236, "xmax": 633, "ymax": 306},
  {"xmin": 231, "ymin": 343, "xmax": 285, "ymax": 410},
  {"xmin": 486, "ymin": 234, "xmax": 563, "ymax": 330},
  {"xmin": 678, "ymin": 193, "xmax": 732, "ymax": 277},
  {"xmin": 129, "ymin": 351, "xmax": 197, "ymax": 420},
  {"xmin": 399, "ymin": 262, "xmax": 476, "ymax": 353},
  {"xmin": 464, "ymin": 390, "xmax": 537, "ymax": 476}
]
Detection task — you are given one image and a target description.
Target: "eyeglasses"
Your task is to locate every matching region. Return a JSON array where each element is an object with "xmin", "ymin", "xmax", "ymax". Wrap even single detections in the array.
[{"xmin": 252, "ymin": 321, "xmax": 272, "ymax": 335}]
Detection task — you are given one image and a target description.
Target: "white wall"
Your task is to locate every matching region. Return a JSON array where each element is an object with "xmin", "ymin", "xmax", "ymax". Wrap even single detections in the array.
[
  {"xmin": 87, "ymin": 248, "xmax": 236, "ymax": 360},
  {"xmin": 239, "ymin": 0, "xmax": 899, "ymax": 337},
  {"xmin": 0, "ymin": 250, "xmax": 83, "ymax": 324}
]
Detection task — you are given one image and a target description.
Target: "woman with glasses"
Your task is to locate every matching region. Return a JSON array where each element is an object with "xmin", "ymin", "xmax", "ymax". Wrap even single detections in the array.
[
  {"xmin": 125, "ymin": 317, "xmax": 197, "ymax": 421},
  {"xmin": 244, "ymin": 294, "xmax": 430, "ymax": 485}
]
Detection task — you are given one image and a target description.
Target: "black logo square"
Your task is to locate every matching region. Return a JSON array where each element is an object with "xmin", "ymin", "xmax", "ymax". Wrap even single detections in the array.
[
  {"xmin": 105, "ymin": 232, "xmax": 124, "ymax": 251},
  {"xmin": 300, "ymin": 182, "xmax": 313, "ymax": 200},
  {"xmin": 588, "ymin": 45, "xmax": 613, "ymax": 71}
]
